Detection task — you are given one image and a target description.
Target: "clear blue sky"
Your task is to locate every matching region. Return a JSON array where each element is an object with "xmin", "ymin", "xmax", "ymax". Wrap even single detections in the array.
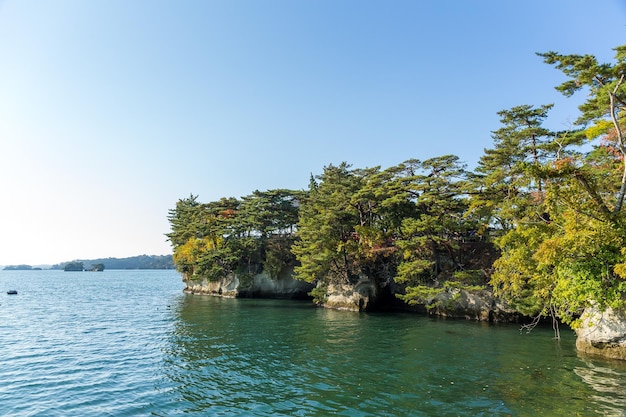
[{"xmin": 1, "ymin": 0, "xmax": 625, "ymax": 266}]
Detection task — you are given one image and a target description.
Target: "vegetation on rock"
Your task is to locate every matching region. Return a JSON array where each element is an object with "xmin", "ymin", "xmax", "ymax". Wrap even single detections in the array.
[
  {"xmin": 489, "ymin": 46, "xmax": 626, "ymax": 326},
  {"xmin": 167, "ymin": 44, "xmax": 626, "ymax": 329},
  {"xmin": 167, "ymin": 190, "xmax": 303, "ymax": 282},
  {"xmin": 64, "ymin": 261, "xmax": 85, "ymax": 272}
]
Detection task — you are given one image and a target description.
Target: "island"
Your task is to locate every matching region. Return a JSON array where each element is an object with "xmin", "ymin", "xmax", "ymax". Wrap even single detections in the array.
[
  {"xmin": 3, "ymin": 265, "xmax": 37, "ymax": 271},
  {"xmin": 63, "ymin": 262, "xmax": 85, "ymax": 272},
  {"xmin": 52, "ymin": 255, "xmax": 173, "ymax": 270},
  {"xmin": 166, "ymin": 43, "xmax": 626, "ymax": 361}
]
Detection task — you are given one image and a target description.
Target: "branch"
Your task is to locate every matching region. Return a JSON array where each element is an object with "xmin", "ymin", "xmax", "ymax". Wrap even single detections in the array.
[
  {"xmin": 550, "ymin": 304, "xmax": 561, "ymax": 340},
  {"xmin": 573, "ymin": 170, "xmax": 615, "ymax": 221},
  {"xmin": 610, "ymin": 74, "xmax": 625, "ymax": 150},
  {"xmin": 520, "ymin": 314, "xmax": 542, "ymax": 334},
  {"xmin": 559, "ymin": 198, "xmax": 606, "ymax": 224},
  {"xmin": 609, "ymin": 72, "xmax": 626, "ymax": 108},
  {"xmin": 594, "ymin": 74, "xmax": 607, "ymax": 87},
  {"xmin": 609, "ymin": 74, "xmax": 626, "ymax": 213}
]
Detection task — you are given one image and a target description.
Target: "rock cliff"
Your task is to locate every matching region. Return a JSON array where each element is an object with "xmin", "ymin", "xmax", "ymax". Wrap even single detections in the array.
[
  {"xmin": 182, "ymin": 269, "xmax": 315, "ymax": 300},
  {"xmin": 321, "ymin": 276, "xmax": 520, "ymax": 322},
  {"xmin": 575, "ymin": 307, "xmax": 626, "ymax": 360},
  {"xmin": 181, "ymin": 267, "xmax": 626, "ymax": 360},
  {"xmin": 183, "ymin": 268, "xmax": 521, "ymax": 322},
  {"xmin": 425, "ymin": 287, "xmax": 521, "ymax": 322},
  {"xmin": 323, "ymin": 279, "xmax": 381, "ymax": 311}
]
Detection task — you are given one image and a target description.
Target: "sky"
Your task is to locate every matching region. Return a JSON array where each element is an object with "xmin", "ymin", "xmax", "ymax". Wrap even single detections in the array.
[{"xmin": 1, "ymin": 0, "xmax": 625, "ymax": 266}]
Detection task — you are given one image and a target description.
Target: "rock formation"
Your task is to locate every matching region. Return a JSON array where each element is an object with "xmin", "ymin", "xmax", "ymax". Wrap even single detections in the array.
[
  {"xmin": 425, "ymin": 287, "xmax": 521, "ymax": 322},
  {"xmin": 575, "ymin": 307, "xmax": 626, "ymax": 360},
  {"xmin": 320, "ymin": 276, "xmax": 520, "ymax": 322},
  {"xmin": 182, "ymin": 269, "xmax": 315, "ymax": 300}
]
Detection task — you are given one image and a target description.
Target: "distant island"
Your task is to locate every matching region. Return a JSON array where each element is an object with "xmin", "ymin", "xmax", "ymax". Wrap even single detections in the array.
[
  {"xmin": 2, "ymin": 264, "xmax": 43, "ymax": 271},
  {"xmin": 52, "ymin": 255, "xmax": 174, "ymax": 270},
  {"xmin": 2, "ymin": 254, "xmax": 174, "ymax": 271},
  {"xmin": 62, "ymin": 261, "xmax": 105, "ymax": 272}
]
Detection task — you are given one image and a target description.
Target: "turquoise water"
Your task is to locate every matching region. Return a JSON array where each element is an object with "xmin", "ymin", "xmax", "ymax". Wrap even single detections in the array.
[{"xmin": 1, "ymin": 270, "xmax": 625, "ymax": 416}]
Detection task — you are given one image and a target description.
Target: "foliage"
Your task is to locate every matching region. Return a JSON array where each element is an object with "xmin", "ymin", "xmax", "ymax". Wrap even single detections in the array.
[
  {"xmin": 393, "ymin": 156, "xmax": 472, "ymax": 284},
  {"xmin": 90, "ymin": 263, "xmax": 105, "ymax": 272},
  {"xmin": 63, "ymin": 262, "xmax": 84, "ymax": 271},
  {"xmin": 309, "ymin": 285, "xmax": 328, "ymax": 304},
  {"xmin": 398, "ymin": 281, "xmax": 484, "ymax": 310},
  {"xmin": 169, "ymin": 159, "xmax": 493, "ymax": 306},
  {"xmin": 291, "ymin": 156, "xmax": 491, "ymax": 307},
  {"xmin": 452, "ymin": 269, "xmax": 487, "ymax": 286},
  {"xmin": 399, "ymin": 285, "xmax": 442, "ymax": 308},
  {"xmin": 292, "ymin": 163, "xmax": 372, "ymax": 284},
  {"xmin": 489, "ymin": 44, "xmax": 626, "ymax": 324},
  {"xmin": 469, "ymin": 104, "xmax": 560, "ymax": 231},
  {"xmin": 166, "ymin": 194, "xmax": 202, "ymax": 248},
  {"xmin": 166, "ymin": 43, "xmax": 626, "ymax": 325},
  {"xmin": 167, "ymin": 189, "xmax": 303, "ymax": 282},
  {"xmin": 264, "ymin": 236, "xmax": 297, "ymax": 279}
]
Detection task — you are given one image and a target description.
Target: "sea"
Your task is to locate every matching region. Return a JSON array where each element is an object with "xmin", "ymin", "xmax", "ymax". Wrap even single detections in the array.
[{"xmin": 1, "ymin": 269, "xmax": 625, "ymax": 416}]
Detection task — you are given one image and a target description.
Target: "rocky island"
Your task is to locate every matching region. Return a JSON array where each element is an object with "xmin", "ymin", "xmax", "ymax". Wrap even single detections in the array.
[{"xmin": 168, "ymin": 43, "xmax": 626, "ymax": 361}]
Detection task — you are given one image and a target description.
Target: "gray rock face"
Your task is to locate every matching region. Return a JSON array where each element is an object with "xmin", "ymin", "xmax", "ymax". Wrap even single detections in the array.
[
  {"xmin": 575, "ymin": 307, "xmax": 626, "ymax": 360},
  {"xmin": 182, "ymin": 270, "xmax": 315, "ymax": 300},
  {"xmin": 321, "ymin": 277, "xmax": 520, "ymax": 321},
  {"xmin": 183, "ymin": 270, "xmax": 521, "ymax": 322},
  {"xmin": 184, "ymin": 274, "xmax": 240, "ymax": 297},
  {"xmin": 427, "ymin": 288, "xmax": 521, "ymax": 322},
  {"xmin": 323, "ymin": 279, "xmax": 378, "ymax": 311}
]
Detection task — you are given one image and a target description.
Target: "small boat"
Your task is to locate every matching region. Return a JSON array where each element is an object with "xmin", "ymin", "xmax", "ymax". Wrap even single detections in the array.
[{"xmin": 6, "ymin": 290, "xmax": 17, "ymax": 295}]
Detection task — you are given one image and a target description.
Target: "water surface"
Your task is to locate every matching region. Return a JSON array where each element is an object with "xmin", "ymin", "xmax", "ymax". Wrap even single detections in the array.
[{"xmin": 1, "ymin": 270, "xmax": 625, "ymax": 416}]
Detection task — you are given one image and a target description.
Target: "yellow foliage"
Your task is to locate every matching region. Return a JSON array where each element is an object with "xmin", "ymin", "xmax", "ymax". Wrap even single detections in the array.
[
  {"xmin": 614, "ymin": 248, "xmax": 626, "ymax": 279},
  {"xmin": 173, "ymin": 237, "xmax": 219, "ymax": 267},
  {"xmin": 613, "ymin": 263, "xmax": 626, "ymax": 279},
  {"xmin": 584, "ymin": 119, "xmax": 613, "ymax": 139}
]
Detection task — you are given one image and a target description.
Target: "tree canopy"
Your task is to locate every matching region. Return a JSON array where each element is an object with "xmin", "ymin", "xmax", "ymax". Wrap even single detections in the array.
[
  {"xmin": 489, "ymin": 45, "xmax": 626, "ymax": 324},
  {"xmin": 167, "ymin": 43, "xmax": 626, "ymax": 323},
  {"xmin": 167, "ymin": 189, "xmax": 304, "ymax": 281}
]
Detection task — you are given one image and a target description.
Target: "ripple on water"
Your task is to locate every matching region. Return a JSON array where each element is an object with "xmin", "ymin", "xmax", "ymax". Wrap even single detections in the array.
[{"xmin": 2, "ymin": 271, "xmax": 626, "ymax": 416}]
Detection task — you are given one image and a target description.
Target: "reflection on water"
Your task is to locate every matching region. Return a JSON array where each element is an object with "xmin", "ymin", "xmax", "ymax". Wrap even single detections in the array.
[
  {"xmin": 163, "ymin": 294, "xmax": 626, "ymax": 417},
  {"xmin": 575, "ymin": 358, "xmax": 626, "ymax": 417}
]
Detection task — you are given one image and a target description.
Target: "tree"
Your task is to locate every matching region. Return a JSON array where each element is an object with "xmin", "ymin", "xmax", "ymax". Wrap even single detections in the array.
[
  {"xmin": 489, "ymin": 45, "xmax": 626, "ymax": 327},
  {"xmin": 292, "ymin": 157, "xmax": 492, "ymax": 307},
  {"xmin": 470, "ymin": 104, "xmax": 557, "ymax": 231},
  {"xmin": 167, "ymin": 190, "xmax": 304, "ymax": 281},
  {"xmin": 166, "ymin": 194, "xmax": 201, "ymax": 248},
  {"xmin": 292, "ymin": 163, "xmax": 364, "ymax": 284},
  {"xmin": 393, "ymin": 156, "xmax": 479, "ymax": 305},
  {"xmin": 538, "ymin": 45, "xmax": 626, "ymax": 214},
  {"xmin": 167, "ymin": 196, "xmax": 241, "ymax": 278},
  {"xmin": 239, "ymin": 189, "xmax": 303, "ymax": 238},
  {"xmin": 64, "ymin": 261, "xmax": 84, "ymax": 272},
  {"xmin": 90, "ymin": 263, "xmax": 105, "ymax": 271}
]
